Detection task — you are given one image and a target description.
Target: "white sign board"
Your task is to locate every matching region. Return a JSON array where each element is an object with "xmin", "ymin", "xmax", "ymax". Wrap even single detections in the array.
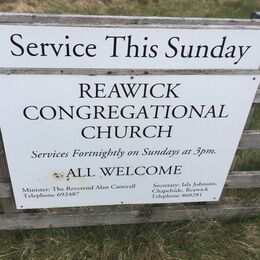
[
  {"xmin": 0, "ymin": 25, "xmax": 260, "ymax": 69},
  {"xmin": 0, "ymin": 75, "xmax": 258, "ymax": 209}
]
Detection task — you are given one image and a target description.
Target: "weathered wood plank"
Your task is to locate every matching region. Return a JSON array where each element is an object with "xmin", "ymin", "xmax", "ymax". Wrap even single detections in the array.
[
  {"xmin": 0, "ymin": 171, "xmax": 259, "ymax": 199},
  {"xmin": 255, "ymin": 88, "xmax": 260, "ymax": 104},
  {"xmin": 0, "ymin": 147, "xmax": 18, "ymax": 213},
  {"xmin": 0, "ymin": 178, "xmax": 11, "ymax": 198},
  {"xmin": 0, "ymin": 203, "xmax": 259, "ymax": 230},
  {"xmin": 225, "ymin": 171, "xmax": 260, "ymax": 188},
  {"xmin": 1, "ymin": 199, "xmax": 19, "ymax": 213},
  {"xmin": 0, "ymin": 13, "xmax": 259, "ymax": 28},
  {"xmin": 0, "ymin": 68, "xmax": 259, "ymax": 76},
  {"xmin": 239, "ymin": 130, "xmax": 260, "ymax": 149}
]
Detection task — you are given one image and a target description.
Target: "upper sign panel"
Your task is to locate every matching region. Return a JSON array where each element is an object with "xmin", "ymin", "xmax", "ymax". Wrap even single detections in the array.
[{"xmin": 0, "ymin": 25, "xmax": 259, "ymax": 69}]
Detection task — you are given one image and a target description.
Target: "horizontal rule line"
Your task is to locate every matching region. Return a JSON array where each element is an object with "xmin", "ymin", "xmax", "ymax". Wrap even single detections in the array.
[
  {"xmin": 239, "ymin": 130, "xmax": 260, "ymax": 149},
  {"xmin": 0, "ymin": 68, "xmax": 260, "ymax": 75}
]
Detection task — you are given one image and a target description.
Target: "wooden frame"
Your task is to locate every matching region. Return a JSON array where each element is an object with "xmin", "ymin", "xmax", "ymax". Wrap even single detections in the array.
[{"xmin": 0, "ymin": 13, "xmax": 259, "ymax": 230}]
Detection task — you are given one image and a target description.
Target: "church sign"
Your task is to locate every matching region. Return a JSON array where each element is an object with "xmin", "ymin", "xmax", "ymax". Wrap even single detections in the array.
[{"xmin": 0, "ymin": 21, "xmax": 259, "ymax": 209}]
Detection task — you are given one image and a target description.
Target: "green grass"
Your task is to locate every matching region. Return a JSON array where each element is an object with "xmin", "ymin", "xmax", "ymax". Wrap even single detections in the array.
[
  {"xmin": 222, "ymin": 188, "xmax": 260, "ymax": 204},
  {"xmin": 249, "ymin": 105, "xmax": 260, "ymax": 130},
  {"xmin": 235, "ymin": 149, "xmax": 260, "ymax": 171},
  {"xmin": 0, "ymin": 1, "xmax": 260, "ymax": 259}
]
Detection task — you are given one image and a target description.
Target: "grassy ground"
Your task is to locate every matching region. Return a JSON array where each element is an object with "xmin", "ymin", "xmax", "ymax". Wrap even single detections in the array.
[
  {"xmin": 0, "ymin": 0, "xmax": 259, "ymax": 18},
  {"xmin": 0, "ymin": 1, "xmax": 260, "ymax": 259},
  {"xmin": 0, "ymin": 213, "xmax": 260, "ymax": 259}
]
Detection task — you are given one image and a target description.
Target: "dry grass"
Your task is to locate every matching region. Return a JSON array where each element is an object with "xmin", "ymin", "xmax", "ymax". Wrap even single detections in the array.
[
  {"xmin": 0, "ymin": 215, "xmax": 259, "ymax": 259},
  {"xmin": 235, "ymin": 149, "xmax": 260, "ymax": 172}
]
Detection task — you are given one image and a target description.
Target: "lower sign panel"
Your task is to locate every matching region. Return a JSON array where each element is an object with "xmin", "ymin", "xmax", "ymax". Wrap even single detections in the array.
[{"xmin": 0, "ymin": 75, "xmax": 258, "ymax": 209}]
